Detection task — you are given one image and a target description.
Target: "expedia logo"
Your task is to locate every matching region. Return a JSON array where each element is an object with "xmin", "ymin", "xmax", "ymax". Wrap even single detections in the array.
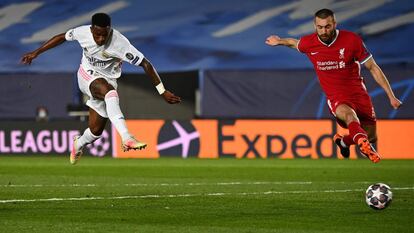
[{"xmin": 157, "ymin": 120, "xmax": 200, "ymax": 158}]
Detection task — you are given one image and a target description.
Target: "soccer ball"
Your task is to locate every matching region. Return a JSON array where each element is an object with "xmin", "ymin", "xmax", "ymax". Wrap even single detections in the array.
[{"xmin": 365, "ymin": 183, "xmax": 392, "ymax": 210}]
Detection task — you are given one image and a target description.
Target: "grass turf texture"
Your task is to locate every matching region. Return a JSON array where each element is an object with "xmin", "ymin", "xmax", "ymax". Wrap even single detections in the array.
[{"xmin": 0, "ymin": 157, "xmax": 413, "ymax": 233}]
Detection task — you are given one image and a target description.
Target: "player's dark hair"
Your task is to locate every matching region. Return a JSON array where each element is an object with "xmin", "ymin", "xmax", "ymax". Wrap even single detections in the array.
[
  {"xmin": 314, "ymin": 8, "xmax": 335, "ymax": 19},
  {"xmin": 91, "ymin": 13, "xmax": 111, "ymax": 27}
]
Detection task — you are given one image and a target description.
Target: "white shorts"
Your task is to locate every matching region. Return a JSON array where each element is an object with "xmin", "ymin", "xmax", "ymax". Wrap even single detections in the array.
[{"xmin": 77, "ymin": 65, "xmax": 118, "ymax": 118}]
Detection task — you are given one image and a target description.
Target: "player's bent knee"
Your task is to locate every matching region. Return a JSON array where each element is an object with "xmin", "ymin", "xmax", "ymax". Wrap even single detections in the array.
[
  {"xmin": 90, "ymin": 78, "xmax": 115, "ymax": 100},
  {"xmin": 104, "ymin": 90, "xmax": 119, "ymax": 100}
]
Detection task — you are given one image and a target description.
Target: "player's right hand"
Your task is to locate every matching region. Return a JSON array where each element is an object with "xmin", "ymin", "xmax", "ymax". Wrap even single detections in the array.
[
  {"xmin": 390, "ymin": 97, "xmax": 402, "ymax": 109},
  {"xmin": 265, "ymin": 35, "xmax": 281, "ymax": 46},
  {"xmin": 21, "ymin": 51, "xmax": 38, "ymax": 65},
  {"xmin": 162, "ymin": 90, "xmax": 181, "ymax": 104}
]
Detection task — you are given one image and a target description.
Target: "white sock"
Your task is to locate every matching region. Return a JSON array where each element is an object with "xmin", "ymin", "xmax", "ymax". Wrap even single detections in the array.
[
  {"xmin": 340, "ymin": 139, "xmax": 348, "ymax": 148},
  {"xmin": 77, "ymin": 128, "xmax": 101, "ymax": 149},
  {"xmin": 104, "ymin": 90, "xmax": 131, "ymax": 141}
]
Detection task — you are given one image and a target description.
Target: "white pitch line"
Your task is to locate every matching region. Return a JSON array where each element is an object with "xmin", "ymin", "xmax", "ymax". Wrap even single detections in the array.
[
  {"xmin": 1, "ymin": 181, "xmax": 312, "ymax": 188},
  {"xmin": 0, "ymin": 187, "xmax": 413, "ymax": 204}
]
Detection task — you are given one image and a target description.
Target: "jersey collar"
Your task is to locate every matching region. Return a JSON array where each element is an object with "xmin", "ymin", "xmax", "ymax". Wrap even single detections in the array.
[{"xmin": 317, "ymin": 29, "xmax": 339, "ymax": 47}]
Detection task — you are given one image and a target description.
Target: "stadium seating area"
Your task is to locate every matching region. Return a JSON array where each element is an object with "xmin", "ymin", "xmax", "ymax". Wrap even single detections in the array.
[{"xmin": 1, "ymin": 0, "xmax": 413, "ymax": 72}]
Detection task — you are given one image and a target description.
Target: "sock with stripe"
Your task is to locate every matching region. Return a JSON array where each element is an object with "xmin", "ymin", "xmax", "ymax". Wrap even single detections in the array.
[
  {"xmin": 76, "ymin": 128, "xmax": 101, "ymax": 149},
  {"xmin": 104, "ymin": 90, "xmax": 131, "ymax": 141},
  {"xmin": 347, "ymin": 121, "xmax": 368, "ymax": 145}
]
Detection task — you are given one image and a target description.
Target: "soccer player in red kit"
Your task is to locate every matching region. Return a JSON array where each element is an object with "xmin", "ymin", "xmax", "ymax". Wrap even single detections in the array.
[{"xmin": 265, "ymin": 8, "xmax": 402, "ymax": 163}]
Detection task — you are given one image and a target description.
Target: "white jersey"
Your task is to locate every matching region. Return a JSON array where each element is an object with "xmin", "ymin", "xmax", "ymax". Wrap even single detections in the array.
[{"xmin": 65, "ymin": 25, "xmax": 144, "ymax": 79}]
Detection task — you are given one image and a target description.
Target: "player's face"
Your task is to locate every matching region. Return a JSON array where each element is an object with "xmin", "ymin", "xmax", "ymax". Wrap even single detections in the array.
[
  {"xmin": 91, "ymin": 25, "xmax": 111, "ymax": 46},
  {"xmin": 314, "ymin": 16, "xmax": 336, "ymax": 44}
]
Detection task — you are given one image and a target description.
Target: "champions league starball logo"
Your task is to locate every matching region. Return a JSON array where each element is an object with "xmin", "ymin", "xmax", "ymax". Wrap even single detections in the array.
[
  {"xmin": 86, "ymin": 130, "xmax": 110, "ymax": 157},
  {"xmin": 157, "ymin": 120, "xmax": 200, "ymax": 158}
]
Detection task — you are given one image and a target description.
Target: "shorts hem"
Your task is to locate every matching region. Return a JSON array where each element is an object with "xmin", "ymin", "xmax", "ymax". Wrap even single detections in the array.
[{"xmin": 86, "ymin": 101, "xmax": 108, "ymax": 118}]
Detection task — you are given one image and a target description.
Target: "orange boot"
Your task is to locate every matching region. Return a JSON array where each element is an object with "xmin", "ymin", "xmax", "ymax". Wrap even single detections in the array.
[{"xmin": 357, "ymin": 138, "xmax": 381, "ymax": 163}]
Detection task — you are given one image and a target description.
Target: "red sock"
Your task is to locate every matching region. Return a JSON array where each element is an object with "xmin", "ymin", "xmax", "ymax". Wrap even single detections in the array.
[
  {"xmin": 342, "ymin": 135, "xmax": 354, "ymax": 146},
  {"xmin": 348, "ymin": 121, "xmax": 368, "ymax": 144}
]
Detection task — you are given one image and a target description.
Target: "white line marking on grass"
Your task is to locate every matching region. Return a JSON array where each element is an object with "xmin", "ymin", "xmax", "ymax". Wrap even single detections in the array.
[
  {"xmin": 1, "ymin": 187, "xmax": 412, "ymax": 204},
  {"xmin": 2, "ymin": 184, "xmax": 99, "ymax": 187},
  {"xmin": 1, "ymin": 181, "xmax": 312, "ymax": 188}
]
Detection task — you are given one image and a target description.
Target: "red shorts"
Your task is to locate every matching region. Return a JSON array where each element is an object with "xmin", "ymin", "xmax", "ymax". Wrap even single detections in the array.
[{"xmin": 327, "ymin": 94, "xmax": 376, "ymax": 129}]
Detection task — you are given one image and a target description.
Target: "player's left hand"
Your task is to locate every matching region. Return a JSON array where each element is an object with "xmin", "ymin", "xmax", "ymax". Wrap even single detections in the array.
[
  {"xmin": 390, "ymin": 97, "xmax": 402, "ymax": 109},
  {"xmin": 162, "ymin": 90, "xmax": 181, "ymax": 104}
]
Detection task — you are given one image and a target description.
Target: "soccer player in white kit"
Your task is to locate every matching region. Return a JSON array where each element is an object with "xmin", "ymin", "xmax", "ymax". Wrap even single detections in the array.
[{"xmin": 21, "ymin": 13, "xmax": 181, "ymax": 164}]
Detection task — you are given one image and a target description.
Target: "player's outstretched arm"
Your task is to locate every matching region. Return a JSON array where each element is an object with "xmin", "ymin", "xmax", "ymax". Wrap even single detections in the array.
[
  {"xmin": 139, "ymin": 58, "xmax": 181, "ymax": 104},
  {"xmin": 21, "ymin": 33, "xmax": 66, "ymax": 65},
  {"xmin": 265, "ymin": 35, "xmax": 299, "ymax": 49},
  {"xmin": 364, "ymin": 57, "xmax": 402, "ymax": 109}
]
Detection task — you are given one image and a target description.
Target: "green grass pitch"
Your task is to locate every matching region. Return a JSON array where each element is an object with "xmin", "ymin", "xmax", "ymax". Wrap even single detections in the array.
[{"xmin": 0, "ymin": 157, "xmax": 413, "ymax": 233}]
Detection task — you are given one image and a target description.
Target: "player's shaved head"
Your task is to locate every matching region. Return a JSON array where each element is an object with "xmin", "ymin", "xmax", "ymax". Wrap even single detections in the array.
[
  {"xmin": 92, "ymin": 13, "xmax": 111, "ymax": 28},
  {"xmin": 314, "ymin": 8, "xmax": 335, "ymax": 20}
]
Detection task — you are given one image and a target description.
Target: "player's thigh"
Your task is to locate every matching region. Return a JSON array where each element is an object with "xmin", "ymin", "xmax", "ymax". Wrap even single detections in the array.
[
  {"xmin": 88, "ymin": 107, "xmax": 108, "ymax": 136},
  {"xmin": 78, "ymin": 67, "xmax": 116, "ymax": 100},
  {"xmin": 90, "ymin": 78, "xmax": 115, "ymax": 100},
  {"xmin": 77, "ymin": 66, "xmax": 94, "ymax": 98}
]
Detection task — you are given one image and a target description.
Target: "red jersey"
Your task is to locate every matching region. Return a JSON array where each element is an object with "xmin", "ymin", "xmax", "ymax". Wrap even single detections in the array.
[{"xmin": 297, "ymin": 30, "xmax": 372, "ymax": 100}]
